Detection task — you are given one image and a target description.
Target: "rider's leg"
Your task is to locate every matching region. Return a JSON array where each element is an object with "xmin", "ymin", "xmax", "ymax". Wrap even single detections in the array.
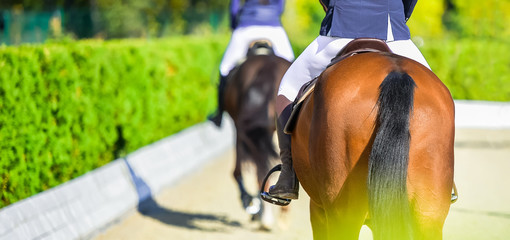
[
  {"xmin": 386, "ymin": 39, "xmax": 431, "ymax": 69},
  {"xmin": 267, "ymin": 36, "xmax": 351, "ymax": 200},
  {"xmin": 209, "ymin": 27, "xmax": 246, "ymax": 127},
  {"xmin": 263, "ymin": 26, "xmax": 295, "ymax": 62},
  {"xmin": 268, "ymin": 95, "xmax": 299, "ymax": 199},
  {"xmin": 208, "ymin": 74, "xmax": 227, "ymax": 127},
  {"xmin": 385, "ymin": 14, "xmax": 430, "ymax": 69}
]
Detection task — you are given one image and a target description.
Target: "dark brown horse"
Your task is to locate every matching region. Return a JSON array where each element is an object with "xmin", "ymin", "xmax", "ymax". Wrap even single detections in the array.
[
  {"xmin": 290, "ymin": 44, "xmax": 455, "ymax": 239},
  {"xmin": 223, "ymin": 41, "xmax": 291, "ymax": 228}
]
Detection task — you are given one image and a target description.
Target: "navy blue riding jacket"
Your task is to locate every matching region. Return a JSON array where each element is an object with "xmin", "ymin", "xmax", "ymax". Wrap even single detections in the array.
[
  {"xmin": 230, "ymin": 0, "xmax": 285, "ymax": 29},
  {"xmin": 319, "ymin": 0, "xmax": 418, "ymax": 40}
]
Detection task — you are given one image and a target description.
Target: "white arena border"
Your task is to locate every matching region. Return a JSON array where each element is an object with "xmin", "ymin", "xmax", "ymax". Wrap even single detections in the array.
[
  {"xmin": 454, "ymin": 100, "xmax": 510, "ymax": 129},
  {"xmin": 0, "ymin": 100, "xmax": 509, "ymax": 240}
]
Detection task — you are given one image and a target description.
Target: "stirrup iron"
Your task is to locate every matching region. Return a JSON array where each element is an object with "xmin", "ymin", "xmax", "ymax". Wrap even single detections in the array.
[{"xmin": 260, "ymin": 164, "xmax": 291, "ymax": 206}]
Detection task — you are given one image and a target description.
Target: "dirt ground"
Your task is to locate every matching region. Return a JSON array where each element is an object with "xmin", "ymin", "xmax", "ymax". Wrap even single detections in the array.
[{"xmin": 95, "ymin": 129, "xmax": 510, "ymax": 240}]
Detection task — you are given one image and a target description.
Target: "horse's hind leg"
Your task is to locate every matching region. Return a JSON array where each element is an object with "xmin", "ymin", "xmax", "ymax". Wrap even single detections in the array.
[
  {"xmin": 409, "ymin": 182, "xmax": 450, "ymax": 239},
  {"xmin": 325, "ymin": 176, "xmax": 368, "ymax": 240},
  {"xmin": 407, "ymin": 152, "xmax": 452, "ymax": 240},
  {"xmin": 233, "ymin": 136, "xmax": 260, "ymax": 215},
  {"xmin": 408, "ymin": 127, "xmax": 454, "ymax": 239},
  {"xmin": 310, "ymin": 200, "xmax": 328, "ymax": 240},
  {"xmin": 310, "ymin": 200, "xmax": 363, "ymax": 240},
  {"xmin": 252, "ymin": 139, "xmax": 275, "ymax": 230}
]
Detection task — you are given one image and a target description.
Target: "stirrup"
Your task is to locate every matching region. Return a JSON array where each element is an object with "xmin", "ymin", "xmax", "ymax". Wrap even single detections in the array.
[
  {"xmin": 260, "ymin": 164, "xmax": 291, "ymax": 206},
  {"xmin": 451, "ymin": 182, "xmax": 458, "ymax": 203}
]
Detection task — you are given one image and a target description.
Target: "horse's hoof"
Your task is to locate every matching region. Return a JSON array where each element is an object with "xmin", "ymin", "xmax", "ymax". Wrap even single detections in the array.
[
  {"xmin": 258, "ymin": 224, "xmax": 272, "ymax": 232},
  {"xmin": 251, "ymin": 211, "xmax": 262, "ymax": 222},
  {"xmin": 260, "ymin": 192, "xmax": 291, "ymax": 206},
  {"xmin": 246, "ymin": 197, "xmax": 261, "ymax": 215}
]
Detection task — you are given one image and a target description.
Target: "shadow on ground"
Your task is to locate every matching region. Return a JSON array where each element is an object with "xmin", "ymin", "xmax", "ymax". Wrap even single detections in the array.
[
  {"xmin": 124, "ymin": 157, "xmax": 241, "ymax": 232},
  {"xmin": 137, "ymin": 197, "xmax": 242, "ymax": 231}
]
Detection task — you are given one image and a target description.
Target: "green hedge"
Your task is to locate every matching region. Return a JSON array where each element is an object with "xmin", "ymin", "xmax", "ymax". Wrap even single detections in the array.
[
  {"xmin": 0, "ymin": 36, "xmax": 227, "ymax": 208},
  {"xmin": 420, "ymin": 37, "xmax": 510, "ymax": 101}
]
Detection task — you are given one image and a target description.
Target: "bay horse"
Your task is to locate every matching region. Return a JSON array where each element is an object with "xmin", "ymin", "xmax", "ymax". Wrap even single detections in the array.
[
  {"xmin": 223, "ymin": 41, "xmax": 291, "ymax": 229},
  {"xmin": 288, "ymin": 39, "xmax": 455, "ymax": 239}
]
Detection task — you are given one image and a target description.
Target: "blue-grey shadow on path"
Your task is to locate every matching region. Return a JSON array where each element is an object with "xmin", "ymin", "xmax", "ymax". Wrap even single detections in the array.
[{"xmin": 123, "ymin": 158, "xmax": 242, "ymax": 232}]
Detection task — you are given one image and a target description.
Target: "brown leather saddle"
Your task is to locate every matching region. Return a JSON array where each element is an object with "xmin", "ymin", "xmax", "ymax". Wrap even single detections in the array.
[
  {"xmin": 284, "ymin": 38, "xmax": 392, "ymax": 134},
  {"xmin": 227, "ymin": 39, "xmax": 276, "ymax": 88},
  {"xmin": 247, "ymin": 39, "xmax": 274, "ymax": 56}
]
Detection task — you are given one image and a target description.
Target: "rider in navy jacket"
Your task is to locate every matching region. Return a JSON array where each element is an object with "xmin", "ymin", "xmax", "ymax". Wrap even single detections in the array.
[
  {"xmin": 209, "ymin": 0, "xmax": 294, "ymax": 127},
  {"xmin": 230, "ymin": 0, "xmax": 285, "ymax": 29},
  {"xmin": 319, "ymin": 0, "xmax": 418, "ymax": 39},
  {"xmin": 319, "ymin": 0, "xmax": 417, "ymax": 21},
  {"xmin": 265, "ymin": 0, "xmax": 429, "ymax": 204}
]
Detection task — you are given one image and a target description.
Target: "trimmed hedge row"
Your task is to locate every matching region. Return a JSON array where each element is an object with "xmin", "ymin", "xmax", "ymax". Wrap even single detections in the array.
[
  {"xmin": 420, "ymin": 38, "xmax": 510, "ymax": 101},
  {"xmin": 0, "ymin": 36, "xmax": 227, "ymax": 208}
]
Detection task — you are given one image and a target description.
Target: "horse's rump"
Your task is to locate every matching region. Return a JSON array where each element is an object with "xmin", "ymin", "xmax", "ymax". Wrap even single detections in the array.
[
  {"xmin": 292, "ymin": 52, "xmax": 455, "ymax": 239},
  {"xmin": 225, "ymin": 55, "xmax": 290, "ymax": 161}
]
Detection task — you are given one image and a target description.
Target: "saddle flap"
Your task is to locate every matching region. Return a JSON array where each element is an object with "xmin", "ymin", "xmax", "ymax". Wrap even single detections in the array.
[{"xmin": 284, "ymin": 78, "xmax": 317, "ymax": 134}]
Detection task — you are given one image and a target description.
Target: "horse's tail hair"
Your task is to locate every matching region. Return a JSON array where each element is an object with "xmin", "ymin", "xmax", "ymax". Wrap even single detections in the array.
[
  {"xmin": 238, "ymin": 57, "xmax": 279, "ymax": 168},
  {"xmin": 368, "ymin": 71, "xmax": 416, "ymax": 240}
]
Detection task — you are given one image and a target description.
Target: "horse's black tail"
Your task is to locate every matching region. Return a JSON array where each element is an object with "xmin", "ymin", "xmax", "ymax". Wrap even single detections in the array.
[
  {"xmin": 368, "ymin": 71, "xmax": 416, "ymax": 240},
  {"xmin": 238, "ymin": 57, "xmax": 279, "ymax": 167}
]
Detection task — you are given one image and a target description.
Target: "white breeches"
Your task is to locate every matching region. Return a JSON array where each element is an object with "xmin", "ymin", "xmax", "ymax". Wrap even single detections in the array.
[
  {"xmin": 219, "ymin": 25, "xmax": 295, "ymax": 77},
  {"xmin": 277, "ymin": 35, "xmax": 431, "ymax": 102}
]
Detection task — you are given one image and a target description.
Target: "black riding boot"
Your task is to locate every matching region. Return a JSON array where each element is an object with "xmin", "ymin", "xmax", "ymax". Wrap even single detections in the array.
[
  {"xmin": 208, "ymin": 75, "xmax": 227, "ymax": 127},
  {"xmin": 268, "ymin": 105, "xmax": 299, "ymax": 200}
]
